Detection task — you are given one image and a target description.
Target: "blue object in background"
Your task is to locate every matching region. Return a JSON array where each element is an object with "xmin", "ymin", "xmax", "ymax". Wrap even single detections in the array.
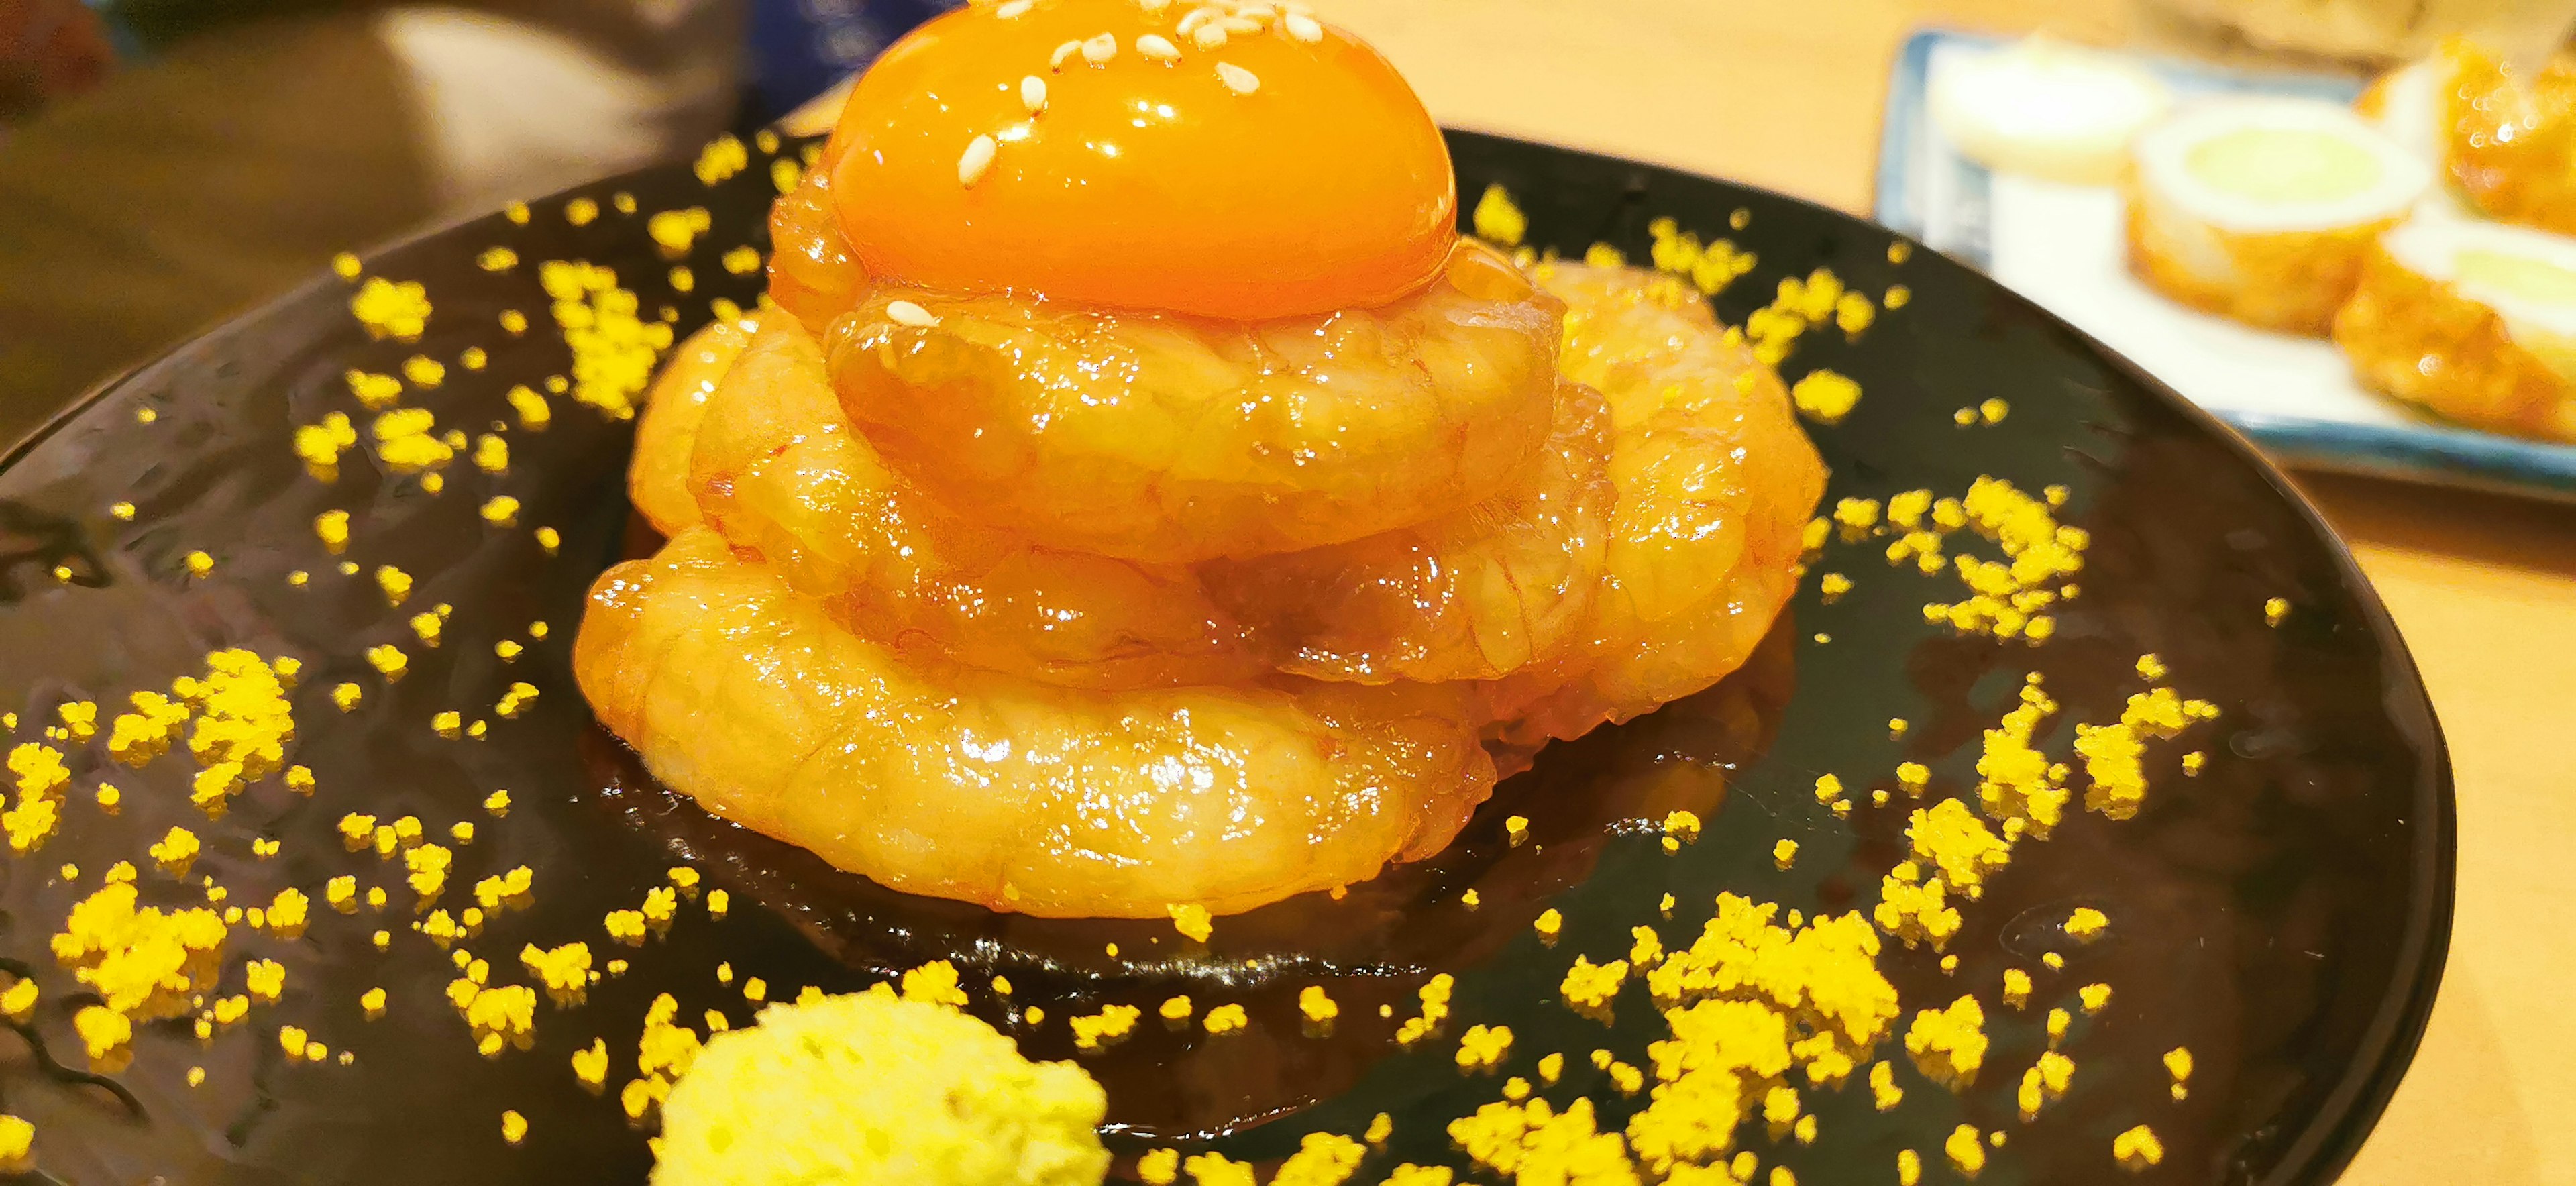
[{"xmin": 749, "ymin": 0, "xmax": 957, "ymax": 119}]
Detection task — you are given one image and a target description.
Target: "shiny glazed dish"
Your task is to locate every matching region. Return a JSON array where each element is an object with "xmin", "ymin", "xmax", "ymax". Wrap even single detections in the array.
[{"xmin": 0, "ymin": 121, "xmax": 2447, "ymax": 1183}]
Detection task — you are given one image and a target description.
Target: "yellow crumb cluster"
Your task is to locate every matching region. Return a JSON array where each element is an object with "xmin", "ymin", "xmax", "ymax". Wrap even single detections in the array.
[
  {"xmin": 1069, "ymin": 1004, "xmax": 1141, "ymax": 1051},
  {"xmin": 1976, "ymin": 673, "xmax": 2068, "ymax": 833},
  {"xmin": 1395, "ymin": 973, "xmax": 1457, "ymax": 1046},
  {"xmin": 1919, "ymin": 478, "xmax": 2085, "ymax": 641},
  {"xmin": 1747, "ymin": 268, "xmax": 1872, "ymax": 367},
  {"xmin": 4, "ymin": 743, "xmax": 70, "ymax": 853},
  {"xmin": 1614, "ymin": 894, "xmax": 1900, "ymax": 1174},
  {"xmin": 2017, "ymin": 1050, "xmax": 2074, "ymax": 1117},
  {"xmin": 1904, "ymin": 995, "xmax": 1988, "ymax": 1087},
  {"xmin": 541, "ymin": 260, "xmax": 675, "ymax": 421},
  {"xmin": 350, "ymin": 276, "xmax": 431, "ymax": 341},
  {"xmin": 2074, "ymin": 687, "xmax": 2220, "ymax": 820},
  {"xmin": 51, "ymin": 881, "xmax": 227, "ymax": 1023},
  {"xmin": 294, "ymin": 412, "xmax": 358, "ymax": 472},
  {"xmin": 371, "ymin": 408, "xmax": 455, "ymax": 472},
  {"xmin": 1873, "ymin": 861, "xmax": 1960, "ymax": 951},
  {"xmin": 1790, "ymin": 370, "xmax": 1863, "ymax": 425},
  {"xmin": 1644, "ymin": 214, "xmax": 1760, "ymax": 296},
  {"xmin": 1907, "ymin": 798, "xmax": 2012, "ymax": 898},
  {"xmin": 1561, "ymin": 955, "xmax": 1630, "ymax": 1012}
]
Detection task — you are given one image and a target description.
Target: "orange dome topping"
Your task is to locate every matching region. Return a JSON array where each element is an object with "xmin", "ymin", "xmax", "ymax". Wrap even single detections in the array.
[{"xmin": 828, "ymin": 0, "xmax": 1457, "ymax": 320}]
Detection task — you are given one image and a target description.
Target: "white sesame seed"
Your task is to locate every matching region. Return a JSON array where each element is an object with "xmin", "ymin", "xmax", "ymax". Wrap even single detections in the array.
[
  {"xmin": 994, "ymin": 0, "xmax": 1034, "ymax": 16},
  {"xmin": 1081, "ymin": 32, "xmax": 1118, "ymax": 64},
  {"xmin": 1217, "ymin": 15, "xmax": 1261, "ymax": 34},
  {"xmin": 1191, "ymin": 21, "xmax": 1228, "ymax": 49},
  {"xmin": 1049, "ymin": 39, "xmax": 1081, "ymax": 68},
  {"xmin": 1177, "ymin": 6, "xmax": 1220, "ymax": 34},
  {"xmin": 957, "ymin": 134, "xmax": 997, "ymax": 186},
  {"xmin": 1283, "ymin": 11, "xmax": 1322, "ymax": 40},
  {"xmin": 1234, "ymin": 3, "xmax": 1275, "ymax": 19},
  {"xmin": 1020, "ymin": 75, "xmax": 1048, "ymax": 113},
  {"xmin": 1215, "ymin": 62, "xmax": 1259, "ymax": 94},
  {"xmin": 886, "ymin": 301, "xmax": 940, "ymax": 328},
  {"xmin": 1136, "ymin": 33, "xmax": 1181, "ymax": 60},
  {"xmin": 1138, "ymin": 0, "xmax": 1171, "ymax": 11}
]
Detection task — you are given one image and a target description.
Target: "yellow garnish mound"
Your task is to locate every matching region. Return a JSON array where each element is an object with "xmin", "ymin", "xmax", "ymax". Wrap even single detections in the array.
[{"xmin": 653, "ymin": 993, "xmax": 1109, "ymax": 1186}]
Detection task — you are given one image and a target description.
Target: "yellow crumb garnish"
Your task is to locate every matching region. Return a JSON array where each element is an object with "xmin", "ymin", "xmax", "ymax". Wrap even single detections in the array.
[
  {"xmin": 1772, "ymin": 838, "xmax": 1799, "ymax": 869},
  {"xmin": 1558, "ymin": 955, "xmax": 1629, "ymax": 1012},
  {"xmin": 1152, "ymin": 902, "xmax": 1214, "ymax": 943},
  {"xmin": 1943, "ymin": 1124, "xmax": 1986, "ymax": 1176},
  {"xmin": 372, "ymin": 564, "xmax": 414, "ymax": 606},
  {"xmin": 2002, "ymin": 968, "xmax": 2032, "ymax": 1009},
  {"xmin": 76, "ymin": 1004, "xmax": 133, "ymax": 1059},
  {"xmin": 2018, "ymin": 1050, "xmax": 2075, "ymax": 1118},
  {"xmin": 1394, "ymin": 973, "xmax": 1456, "ymax": 1046},
  {"xmin": 1068, "ymin": 1003, "xmax": 1141, "ymax": 1051},
  {"xmin": 149, "ymin": 825, "xmax": 201, "ymax": 870},
  {"xmin": 1201, "ymin": 1003, "xmax": 1248, "ymax": 1035},
  {"xmin": 245, "ymin": 958, "xmax": 286, "ymax": 1002},
  {"xmin": 2264, "ymin": 597, "xmax": 2290, "ymax": 625},
  {"xmin": 1909, "ymin": 798, "xmax": 2012, "ymax": 898},
  {"xmin": 474, "ymin": 434, "xmax": 510, "ymax": 474},
  {"xmin": 498, "ymin": 1110, "xmax": 527, "ymax": 1144},
  {"xmin": 1904, "ymin": 994, "xmax": 1989, "ymax": 1087},
  {"xmin": 351, "ymin": 277, "xmax": 431, "ymax": 341},
  {"xmin": 2136, "ymin": 653, "xmax": 2168, "ymax": 681},
  {"xmin": 1298, "ymin": 985, "xmax": 1339, "ymax": 1024},
  {"xmin": 1454, "ymin": 1023, "xmax": 1513, "ymax": 1071},
  {"xmin": 2113, "ymin": 1124, "xmax": 2165, "ymax": 1168},
  {"xmin": 2065, "ymin": 906, "xmax": 2108, "ymax": 940},
  {"xmin": 432, "ymin": 711, "xmax": 462, "ymax": 739},
  {"xmin": 1156, "ymin": 994, "xmax": 1191, "ymax": 1022},
  {"xmin": 1790, "ymin": 369, "xmax": 1863, "ymax": 424},
  {"xmin": 1874, "ymin": 860, "xmax": 1961, "ymax": 950},
  {"xmin": 181, "ymin": 550, "xmax": 215, "ymax": 578},
  {"xmin": 1532, "ymin": 908, "xmax": 1562, "ymax": 939},
  {"xmin": 1978, "ymin": 398, "xmax": 2010, "ymax": 424},
  {"xmin": 535, "ymin": 527, "xmax": 561, "ymax": 555},
  {"xmin": 2078, "ymin": 983, "xmax": 2112, "ymax": 1013},
  {"xmin": 293, "ymin": 412, "xmax": 361, "ymax": 474},
  {"xmin": 1472, "ymin": 184, "xmax": 1527, "ymax": 246}
]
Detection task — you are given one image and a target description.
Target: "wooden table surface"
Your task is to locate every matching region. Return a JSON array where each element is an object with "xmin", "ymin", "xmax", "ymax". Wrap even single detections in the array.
[{"xmin": 1290, "ymin": 1, "xmax": 2575, "ymax": 1181}]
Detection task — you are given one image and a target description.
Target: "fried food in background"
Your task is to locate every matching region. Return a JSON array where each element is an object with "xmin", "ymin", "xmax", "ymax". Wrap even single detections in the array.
[
  {"xmin": 2123, "ymin": 98, "xmax": 2430, "ymax": 335},
  {"xmin": 2359, "ymin": 37, "xmax": 2576, "ymax": 235},
  {"xmin": 2336, "ymin": 217, "xmax": 2576, "ymax": 440}
]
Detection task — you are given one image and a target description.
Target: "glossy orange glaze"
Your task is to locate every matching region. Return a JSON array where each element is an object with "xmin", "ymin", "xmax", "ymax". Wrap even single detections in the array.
[{"xmin": 827, "ymin": 0, "xmax": 1456, "ymax": 319}]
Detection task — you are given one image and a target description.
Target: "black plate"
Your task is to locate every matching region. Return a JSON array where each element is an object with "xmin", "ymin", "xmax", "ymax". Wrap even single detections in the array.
[{"xmin": 0, "ymin": 130, "xmax": 2450, "ymax": 1185}]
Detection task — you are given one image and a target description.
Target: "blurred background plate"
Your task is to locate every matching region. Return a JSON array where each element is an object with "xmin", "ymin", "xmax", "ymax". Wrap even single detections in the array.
[
  {"xmin": 0, "ymin": 129, "xmax": 2450, "ymax": 1184},
  {"xmin": 1878, "ymin": 28, "xmax": 2576, "ymax": 502}
]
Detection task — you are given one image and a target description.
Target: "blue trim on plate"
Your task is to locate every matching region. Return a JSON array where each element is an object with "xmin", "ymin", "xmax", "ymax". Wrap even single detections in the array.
[{"xmin": 1874, "ymin": 28, "xmax": 2576, "ymax": 502}]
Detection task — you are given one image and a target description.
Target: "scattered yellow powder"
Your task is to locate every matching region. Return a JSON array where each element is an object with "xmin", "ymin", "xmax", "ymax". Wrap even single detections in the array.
[
  {"xmin": 1904, "ymin": 995, "xmax": 1988, "ymax": 1087},
  {"xmin": 2113, "ymin": 1124, "xmax": 2165, "ymax": 1168},
  {"xmin": 351, "ymin": 277, "xmax": 431, "ymax": 341},
  {"xmin": 1394, "ymin": 974, "xmax": 1456, "ymax": 1046},
  {"xmin": 1908, "ymin": 799, "xmax": 2012, "ymax": 898},
  {"xmin": 76, "ymin": 1004, "xmax": 133, "ymax": 1059},
  {"xmin": 1299, "ymin": 986, "xmax": 1339, "ymax": 1024},
  {"xmin": 1069, "ymin": 1004, "xmax": 1141, "ymax": 1051},
  {"xmin": 1472, "ymin": 184, "xmax": 1527, "ymax": 246},
  {"xmin": 1559, "ymin": 955, "xmax": 1629, "ymax": 1012},
  {"xmin": 1790, "ymin": 370, "xmax": 1862, "ymax": 425}
]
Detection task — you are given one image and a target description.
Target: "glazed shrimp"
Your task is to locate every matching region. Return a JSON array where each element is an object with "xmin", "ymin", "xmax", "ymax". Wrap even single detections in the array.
[
  {"xmin": 629, "ymin": 317, "xmax": 758, "ymax": 536},
  {"xmin": 766, "ymin": 150, "xmax": 870, "ymax": 336},
  {"xmin": 686, "ymin": 319, "xmax": 1265, "ymax": 690},
  {"xmin": 824, "ymin": 240, "xmax": 1563, "ymax": 564},
  {"xmin": 1487, "ymin": 264, "xmax": 1826, "ymax": 746},
  {"xmin": 575, "ymin": 528, "xmax": 1498, "ymax": 917},
  {"xmin": 1205, "ymin": 380, "xmax": 1616, "ymax": 684}
]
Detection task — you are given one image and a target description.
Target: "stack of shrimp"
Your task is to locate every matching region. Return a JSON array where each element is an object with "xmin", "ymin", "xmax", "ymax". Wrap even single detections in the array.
[{"xmin": 577, "ymin": 0, "xmax": 1823, "ymax": 919}]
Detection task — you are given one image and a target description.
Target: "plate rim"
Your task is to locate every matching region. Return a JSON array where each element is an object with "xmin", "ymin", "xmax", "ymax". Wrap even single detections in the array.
[{"xmin": 8, "ymin": 130, "xmax": 2460, "ymax": 1186}]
